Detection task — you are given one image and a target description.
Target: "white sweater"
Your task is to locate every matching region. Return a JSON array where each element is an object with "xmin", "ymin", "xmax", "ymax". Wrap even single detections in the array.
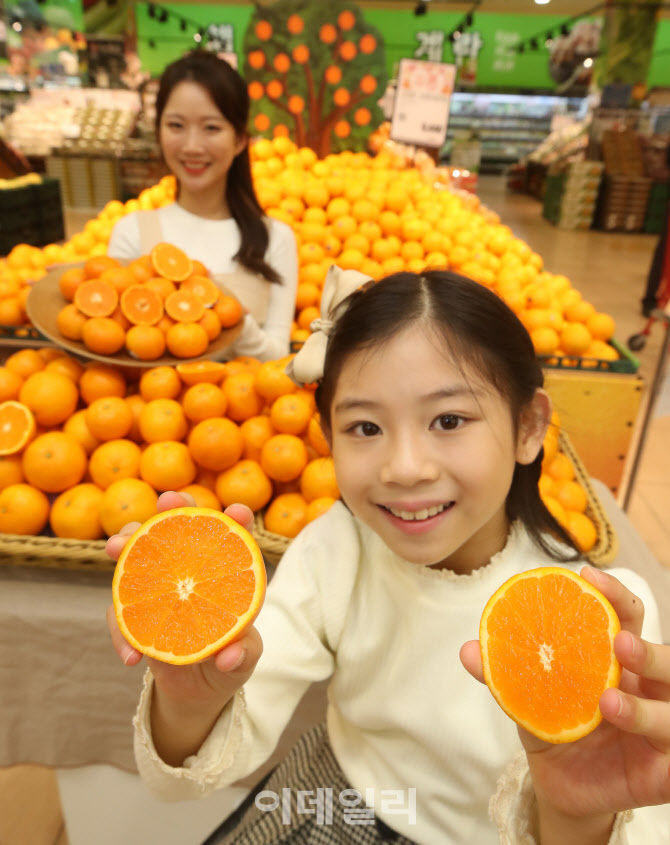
[
  {"xmin": 107, "ymin": 204, "xmax": 298, "ymax": 362},
  {"xmin": 133, "ymin": 503, "xmax": 669, "ymax": 844}
]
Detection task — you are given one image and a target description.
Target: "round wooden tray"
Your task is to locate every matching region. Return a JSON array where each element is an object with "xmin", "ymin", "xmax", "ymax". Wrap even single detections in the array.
[{"xmin": 25, "ymin": 264, "xmax": 243, "ymax": 368}]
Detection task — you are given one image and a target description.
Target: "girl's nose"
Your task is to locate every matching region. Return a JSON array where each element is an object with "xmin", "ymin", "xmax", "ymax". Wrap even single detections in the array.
[{"xmin": 379, "ymin": 435, "xmax": 439, "ymax": 486}]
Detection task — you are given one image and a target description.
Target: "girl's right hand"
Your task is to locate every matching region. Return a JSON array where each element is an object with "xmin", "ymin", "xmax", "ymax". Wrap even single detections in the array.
[{"xmin": 105, "ymin": 491, "xmax": 264, "ymax": 706}]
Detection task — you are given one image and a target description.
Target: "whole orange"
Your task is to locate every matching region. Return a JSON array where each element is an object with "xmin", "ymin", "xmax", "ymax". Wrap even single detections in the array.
[
  {"xmin": 0, "ymin": 483, "xmax": 50, "ymax": 535},
  {"xmin": 215, "ymin": 459, "xmax": 273, "ymax": 512},
  {"xmin": 263, "ymin": 492, "xmax": 309, "ymax": 538},
  {"xmin": 22, "ymin": 431, "xmax": 87, "ymax": 493},
  {"xmin": 19, "ymin": 370, "xmax": 79, "ymax": 427},
  {"xmin": 49, "ymin": 483, "xmax": 105, "ymax": 540},
  {"xmin": 86, "ymin": 396, "xmax": 134, "ymax": 441},
  {"xmin": 79, "ymin": 363, "xmax": 127, "ymax": 404},
  {"xmin": 88, "ymin": 439, "xmax": 142, "ymax": 489},
  {"xmin": 139, "ymin": 398, "xmax": 188, "ymax": 443},
  {"xmin": 99, "ymin": 477, "xmax": 159, "ymax": 537},
  {"xmin": 140, "ymin": 440, "xmax": 197, "ymax": 491},
  {"xmin": 187, "ymin": 418, "xmax": 244, "ymax": 471},
  {"xmin": 300, "ymin": 457, "xmax": 340, "ymax": 502},
  {"xmin": 260, "ymin": 433, "xmax": 308, "ymax": 482}
]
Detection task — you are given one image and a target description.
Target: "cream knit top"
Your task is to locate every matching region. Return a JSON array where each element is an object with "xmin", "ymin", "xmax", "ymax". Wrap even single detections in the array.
[{"xmin": 133, "ymin": 502, "xmax": 668, "ymax": 844}]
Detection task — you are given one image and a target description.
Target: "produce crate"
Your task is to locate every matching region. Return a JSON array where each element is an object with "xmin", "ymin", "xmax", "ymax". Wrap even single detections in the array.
[
  {"xmin": 0, "ymin": 178, "xmax": 65, "ymax": 254},
  {"xmin": 46, "ymin": 151, "xmax": 121, "ymax": 209},
  {"xmin": 118, "ymin": 151, "xmax": 168, "ymax": 201},
  {"xmin": 596, "ymin": 174, "xmax": 653, "ymax": 232},
  {"xmin": 540, "ymin": 338, "xmax": 640, "ymax": 374}
]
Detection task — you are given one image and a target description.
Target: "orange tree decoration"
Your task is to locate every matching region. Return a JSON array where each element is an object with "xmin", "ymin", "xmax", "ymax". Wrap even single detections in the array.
[{"xmin": 243, "ymin": 0, "xmax": 387, "ymax": 156}]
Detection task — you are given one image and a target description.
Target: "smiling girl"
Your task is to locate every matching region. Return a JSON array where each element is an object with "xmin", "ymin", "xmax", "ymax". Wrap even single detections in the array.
[
  {"xmin": 107, "ymin": 268, "xmax": 670, "ymax": 844},
  {"xmin": 107, "ymin": 51, "xmax": 298, "ymax": 361}
]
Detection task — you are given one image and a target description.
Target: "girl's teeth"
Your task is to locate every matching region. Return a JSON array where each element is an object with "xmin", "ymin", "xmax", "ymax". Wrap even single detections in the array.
[{"xmin": 388, "ymin": 504, "xmax": 447, "ymax": 521}]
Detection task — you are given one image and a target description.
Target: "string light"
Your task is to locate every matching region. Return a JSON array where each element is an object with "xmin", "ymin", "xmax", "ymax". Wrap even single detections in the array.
[{"xmin": 143, "ymin": 1, "xmax": 209, "ymax": 47}]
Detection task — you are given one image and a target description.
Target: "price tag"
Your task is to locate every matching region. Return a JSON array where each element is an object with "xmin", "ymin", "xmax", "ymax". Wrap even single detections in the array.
[{"xmin": 390, "ymin": 58, "xmax": 456, "ymax": 148}]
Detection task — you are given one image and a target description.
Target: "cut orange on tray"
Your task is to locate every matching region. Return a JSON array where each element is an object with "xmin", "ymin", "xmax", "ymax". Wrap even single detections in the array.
[
  {"xmin": 150, "ymin": 242, "xmax": 193, "ymax": 282},
  {"xmin": 176, "ymin": 360, "xmax": 227, "ymax": 385},
  {"xmin": 0, "ymin": 400, "xmax": 36, "ymax": 455},
  {"xmin": 112, "ymin": 508, "xmax": 266, "ymax": 664},
  {"xmin": 480, "ymin": 567, "xmax": 621, "ymax": 744}
]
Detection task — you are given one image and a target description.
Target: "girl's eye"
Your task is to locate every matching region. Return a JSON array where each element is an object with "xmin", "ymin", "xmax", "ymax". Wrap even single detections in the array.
[
  {"xmin": 349, "ymin": 421, "xmax": 380, "ymax": 437},
  {"xmin": 206, "ymin": 124, "xmax": 222, "ymax": 132},
  {"xmin": 432, "ymin": 414, "xmax": 463, "ymax": 431}
]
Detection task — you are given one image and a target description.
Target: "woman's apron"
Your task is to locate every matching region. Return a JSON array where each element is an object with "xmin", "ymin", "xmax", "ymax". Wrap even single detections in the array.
[{"xmin": 137, "ymin": 209, "xmax": 270, "ymax": 325}]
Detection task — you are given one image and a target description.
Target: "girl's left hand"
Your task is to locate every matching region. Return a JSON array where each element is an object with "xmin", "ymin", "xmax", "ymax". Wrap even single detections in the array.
[{"xmin": 460, "ymin": 566, "xmax": 670, "ymax": 817}]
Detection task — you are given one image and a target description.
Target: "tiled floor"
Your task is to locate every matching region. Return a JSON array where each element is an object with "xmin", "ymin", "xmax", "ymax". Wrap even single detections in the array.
[{"xmin": 2, "ymin": 176, "xmax": 669, "ymax": 845}]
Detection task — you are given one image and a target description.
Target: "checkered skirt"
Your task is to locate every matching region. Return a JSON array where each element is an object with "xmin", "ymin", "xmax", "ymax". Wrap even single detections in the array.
[{"xmin": 203, "ymin": 723, "xmax": 417, "ymax": 845}]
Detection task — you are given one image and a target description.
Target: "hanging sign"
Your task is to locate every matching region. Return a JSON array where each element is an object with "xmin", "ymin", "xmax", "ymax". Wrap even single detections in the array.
[{"xmin": 390, "ymin": 57, "xmax": 456, "ymax": 148}]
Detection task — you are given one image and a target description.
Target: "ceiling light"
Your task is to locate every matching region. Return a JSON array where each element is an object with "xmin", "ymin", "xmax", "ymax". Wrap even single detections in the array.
[{"xmin": 535, "ymin": 0, "xmax": 551, "ymax": 5}]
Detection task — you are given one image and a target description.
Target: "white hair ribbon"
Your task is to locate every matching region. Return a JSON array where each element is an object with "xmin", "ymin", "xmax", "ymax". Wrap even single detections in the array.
[{"xmin": 286, "ymin": 264, "xmax": 374, "ymax": 386}]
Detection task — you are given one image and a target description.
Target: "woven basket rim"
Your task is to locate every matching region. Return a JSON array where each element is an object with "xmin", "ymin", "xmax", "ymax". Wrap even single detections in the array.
[
  {"xmin": 0, "ymin": 433, "xmax": 615, "ymax": 571},
  {"xmin": 558, "ymin": 430, "xmax": 618, "ymax": 566}
]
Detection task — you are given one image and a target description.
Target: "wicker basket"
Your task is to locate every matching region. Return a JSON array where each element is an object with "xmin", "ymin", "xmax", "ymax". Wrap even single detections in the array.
[
  {"xmin": 253, "ymin": 513, "xmax": 290, "ymax": 567},
  {"xmin": 558, "ymin": 431, "xmax": 618, "ymax": 566},
  {"xmin": 0, "ymin": 520, "xmax": 292, "ymax": 574},
  {"xmin": 0, "ymin": 532, "xmax": 111, "ymax": 572},
  {"xmin": 0, "ymin": 434, "xmax": 616, "ymax": 573}
]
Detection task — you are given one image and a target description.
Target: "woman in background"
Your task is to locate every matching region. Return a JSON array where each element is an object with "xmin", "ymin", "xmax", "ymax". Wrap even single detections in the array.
[{"xmin": 108, "ymin": 50, "xmax": 298, "ymax": 361}]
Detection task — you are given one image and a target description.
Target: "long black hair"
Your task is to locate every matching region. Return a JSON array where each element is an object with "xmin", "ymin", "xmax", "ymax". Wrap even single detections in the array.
[
  {"xmin": 315, "ymin": 270, "xmax": 580, "ymax": 561},
  {"xmin": 155, "ymin": 50, "xmax": 281, "ymax": 283}
]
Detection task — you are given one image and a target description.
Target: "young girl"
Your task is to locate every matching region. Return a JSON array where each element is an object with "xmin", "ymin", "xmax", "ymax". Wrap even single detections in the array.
[
  {"xmin": 107, "ymin": 50, "xmax": 298, "ymax": 361},
  {"xmin": 107, "ymin": 268, "xmax": 670, "ymax": 844}
]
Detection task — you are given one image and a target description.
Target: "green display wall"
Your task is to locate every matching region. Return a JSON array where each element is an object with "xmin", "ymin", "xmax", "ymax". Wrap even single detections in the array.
[{"xmin": 133, "ymin": 3, "xmax": 670, "ymax": 92}]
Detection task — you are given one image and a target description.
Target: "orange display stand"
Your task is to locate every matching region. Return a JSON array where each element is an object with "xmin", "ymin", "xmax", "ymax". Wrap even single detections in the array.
[{"xmin": 544, "ymin": 368, "xmax": 645, "ymax": 498}]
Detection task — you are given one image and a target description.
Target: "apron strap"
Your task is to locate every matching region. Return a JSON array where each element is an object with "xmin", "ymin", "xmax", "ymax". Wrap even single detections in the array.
[
  {"xmin": 136, "ymin": 209, "xmax": 164, "ymax": 253},
  {"xmin": 213, "ymin": 269, "xmax": 271, "ymax": 325}
]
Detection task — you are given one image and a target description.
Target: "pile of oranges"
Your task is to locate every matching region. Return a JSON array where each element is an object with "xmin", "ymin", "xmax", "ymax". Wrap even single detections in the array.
[
  {"xmin": 0, "ymin": 346, "xmax": 337, "ymax": 541},
  {"xmin": 55, "ymin": 243, "xmax": 242, "ymax": 361},
  {"xmin": 0, "ymin": 344, "xmax": 598, "ymax": 553},
  {"xmin": 247, "ymin": 137, "xmax": 618, "ymax": 361},
  {"xmin": 539, "ymin": 412, "xmax": 598, "ymax": 554},
  {"xmin": 2, "ymin": 142, "xmax": 618, "ymax": 365}
]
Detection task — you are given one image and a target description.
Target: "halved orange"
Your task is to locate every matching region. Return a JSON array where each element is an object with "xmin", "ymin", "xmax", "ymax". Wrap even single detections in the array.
[
  {"xmin": 175, "ymin": 360, "xmax": 227, "ymax": 385},
  {"xmin": 180, "ymin": 275, "xmax": 220, "ymax": 307},
  {"xmin": 150, "ymin": 242, "xmax": 193, "ymax": 282},
  {"xmin": 112, "ymin": 508, "xmax": 266, "ymax": 664},
  {"xmin": 0, "ymin": 400, "xmax": 36, "ymax": 455},
  {"xmin": 165, "ymin": 289, "xmax": 206, "ymax": 323},
  {"xmin": 480, "ymin": 566, "xmax": 621, "ymax": 744},
  {"xmin": 74, "ymin": 279, "xmax": 119, "ymax": 318},
  {"xmin": 120, "ymin": 285, "xmax": 164, "ymax": 326}
]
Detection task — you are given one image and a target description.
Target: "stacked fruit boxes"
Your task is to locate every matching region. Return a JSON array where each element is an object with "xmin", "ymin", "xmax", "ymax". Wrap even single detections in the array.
[
  {"xmin": 542, "ymin": 161, "xmax": 604, "ymax": 230},
  {"xmin": 596, "ymin": 128, "xmax": 652, "ymax": 232}
]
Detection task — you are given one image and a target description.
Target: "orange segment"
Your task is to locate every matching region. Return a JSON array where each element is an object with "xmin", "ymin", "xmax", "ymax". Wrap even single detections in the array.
[
  {"xmin": 480, "ymin": 567, "xmax": 621, "ymax": 744},
  {"xmin": 0, "ymin": 401, "xmax": 36, "ymax": 455},
  {"xmin": 112, "ymin": 508, "xmax": 266, "ymax": 664},
  {"xmin": 120, "ymin": 285, "xmax": 164, "ymax": 326},
  {"xmin": 74, "ymin": 279, "xmax": 119, "ymax": 317},
  {"xmin": 150, "ymin": 242, "xmax": 193, "ymax": 282}
]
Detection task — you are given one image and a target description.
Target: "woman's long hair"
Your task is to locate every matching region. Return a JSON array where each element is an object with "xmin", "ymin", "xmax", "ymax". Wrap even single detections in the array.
[{"xmin": 155, "ymin": 50, "xmax": 281, "ymax": 283}]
